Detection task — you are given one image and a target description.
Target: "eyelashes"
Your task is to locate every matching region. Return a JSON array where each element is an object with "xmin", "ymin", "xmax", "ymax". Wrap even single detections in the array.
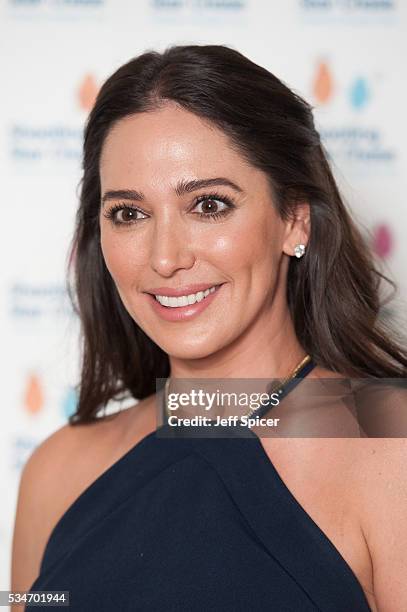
[
  {"xmin": 102, "ymin": 204, "xmax": 147, "ymax": 225},
  {"xmin": 102, "ymin": 192, "xmax": 236, "ymax": 227}
]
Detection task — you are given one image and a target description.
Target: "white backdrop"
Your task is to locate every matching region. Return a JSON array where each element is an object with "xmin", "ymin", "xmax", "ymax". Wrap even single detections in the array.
[{"xmin": 1, "ymin": 0, "xmax": 406, "ymax": 590}]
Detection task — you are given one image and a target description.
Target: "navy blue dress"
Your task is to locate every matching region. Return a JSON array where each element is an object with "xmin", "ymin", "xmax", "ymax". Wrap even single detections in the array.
[{"xmin": 27, "ymin": 423, "xmax": 372, "ymax": 611}]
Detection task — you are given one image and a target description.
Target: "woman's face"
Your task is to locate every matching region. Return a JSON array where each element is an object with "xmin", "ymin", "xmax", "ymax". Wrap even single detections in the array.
[{"xmin": 99, "ymin": 104, "xmax": 302, "ymax": 359}]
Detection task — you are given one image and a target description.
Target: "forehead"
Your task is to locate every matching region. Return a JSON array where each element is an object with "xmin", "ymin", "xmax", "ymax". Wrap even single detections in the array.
[{"xmin": 99, "ymin": 104, "xmax": 265, "ymax": 191}]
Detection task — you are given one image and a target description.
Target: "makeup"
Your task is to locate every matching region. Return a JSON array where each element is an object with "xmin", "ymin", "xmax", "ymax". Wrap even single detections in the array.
[{"xmin": 145, "ymin": 283, "xmax": 224, "ymax": 322}]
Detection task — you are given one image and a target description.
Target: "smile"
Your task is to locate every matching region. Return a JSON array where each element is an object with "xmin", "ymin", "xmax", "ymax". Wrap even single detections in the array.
[
  {"xmin": 146, "ymin": 283, "xmax": 224, "ymax": 322},
  {"xmin": 155, "ymin": 285, "xmax": 217, "ymax": 308}
]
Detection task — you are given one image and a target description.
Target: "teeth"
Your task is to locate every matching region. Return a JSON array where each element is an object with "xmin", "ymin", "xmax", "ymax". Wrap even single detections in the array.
[{"xmin": 155, "ymin": 285, "xmax": 218, "ymax": 308}]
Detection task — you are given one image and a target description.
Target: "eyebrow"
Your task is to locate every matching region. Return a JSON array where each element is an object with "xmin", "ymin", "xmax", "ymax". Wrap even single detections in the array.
[{"xmin": 101, "ymin": 177, "xmax": 243, "ymax": 206}]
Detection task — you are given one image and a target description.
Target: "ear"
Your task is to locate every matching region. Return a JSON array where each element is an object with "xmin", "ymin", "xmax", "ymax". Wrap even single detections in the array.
[{"xmin": 282, "ymin": 202, "xmax": 311, "ymax": 257}]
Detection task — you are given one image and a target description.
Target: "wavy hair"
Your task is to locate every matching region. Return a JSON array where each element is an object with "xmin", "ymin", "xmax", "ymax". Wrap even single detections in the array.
[{"xmin": 66, "ymin": 44, "xmax": 407, "ymax": 424}]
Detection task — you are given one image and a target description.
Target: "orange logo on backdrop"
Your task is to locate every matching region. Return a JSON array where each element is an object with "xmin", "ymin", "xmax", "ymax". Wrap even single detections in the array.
[
  {"xmin": 78, "ymin": 74, "xmax": 99, "ymax": 111},
  {"xmin": 313, "ymin": 61, "xmax": 333, "ymax": 104},
  {"xmin": 24, "ymin": 373, "xmax": 44, "ymax": 415}
]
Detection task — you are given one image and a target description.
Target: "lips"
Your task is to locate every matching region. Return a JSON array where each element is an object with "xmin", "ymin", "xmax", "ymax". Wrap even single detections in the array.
[
  {"xmin": 145, "ymin": 282, "xmax": 223, "ymax": 298},
  {"xmin": 145, "ymin": 283, "xmax": 224, "ymax": 322}
]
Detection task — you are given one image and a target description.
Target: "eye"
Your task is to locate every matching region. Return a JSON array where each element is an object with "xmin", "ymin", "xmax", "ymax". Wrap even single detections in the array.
[
  {"xmin": 103, "ymin": 204, "xmax": 148, "ymax": 226},
  {"xmin": 102, "ymin": 193, "xmax": 236, "ymax": 227},
  {"xmin": 191, "ymin": 193, "xmax": 235, "ymax": 220}
]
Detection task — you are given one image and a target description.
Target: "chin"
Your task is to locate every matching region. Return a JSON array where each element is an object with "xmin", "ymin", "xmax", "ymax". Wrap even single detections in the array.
[{"xmin": 158, "ymin": 337, "xmax": 224, "ymax": 361}]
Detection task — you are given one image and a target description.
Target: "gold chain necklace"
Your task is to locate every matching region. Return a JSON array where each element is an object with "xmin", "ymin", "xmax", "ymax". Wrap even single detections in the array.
[{"xmin": 163, "ymin": 354, "xmax": 311, "ymax": 420}]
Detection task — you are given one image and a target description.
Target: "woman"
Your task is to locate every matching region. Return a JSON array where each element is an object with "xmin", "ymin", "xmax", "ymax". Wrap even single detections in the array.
[{"xmin": 11, "ymin": 44, "xmax": 407, "ymax": 611}]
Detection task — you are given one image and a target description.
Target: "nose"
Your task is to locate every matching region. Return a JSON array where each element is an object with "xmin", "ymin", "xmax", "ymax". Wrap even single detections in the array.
[{"xmin": 149, "ymin": 214, "xmax": 196, "ymax": 277}]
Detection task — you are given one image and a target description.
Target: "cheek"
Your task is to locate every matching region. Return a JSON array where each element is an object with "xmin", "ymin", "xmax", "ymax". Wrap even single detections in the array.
[
  {"xmin": 100, "ymin": 230, "xmax": 146, "ymax": 289},
  {"xmin": 206, "ymin": 214, "xmax": 279, "ymax": 275}
]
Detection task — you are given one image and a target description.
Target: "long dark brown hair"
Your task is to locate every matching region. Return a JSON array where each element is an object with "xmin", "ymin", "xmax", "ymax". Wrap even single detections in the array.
[{"xmin": 67, "ymin": 44, "xmax": 407, "ymax": 424}]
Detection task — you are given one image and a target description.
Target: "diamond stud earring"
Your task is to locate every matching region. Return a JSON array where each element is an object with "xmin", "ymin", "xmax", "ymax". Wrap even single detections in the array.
[{"xmin": 294, "ymin": 244, "xmax": 306, "ymax": 258}]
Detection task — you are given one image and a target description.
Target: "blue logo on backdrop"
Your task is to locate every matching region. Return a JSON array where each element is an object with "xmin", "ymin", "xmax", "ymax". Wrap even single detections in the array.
[
  {"xmin": 299, "ymin": 0, "xmax": 397, "ymax": 24},
  {"xmin": 9, "ymin": 283, "xmax": 73, "ymax": 321},
  {"xmin": 151, "ymin": 0, "xmax": 245, "ymax": 8},
  {"xmin": 9, "ymin": 0, "xmax": 103, "ymax": 5},
  {"xmin": 62, "ymin": 387, "xmax": 78, "ymax": 420},
  {"xmin": 10, "ymin": 124, "xmax": 82, "ymax": 164},
  {"xmin": 7, "ymin": 0, "xmax": 105, "ymax": 21},
  {"xmin": 312, "ymin": 61, "xmax": 396, "ymax": 174},
  {"xmin": 349, "ymin": 77, "xmax": 370, "ymax": 109},
  {"xmin": 11, "ymin": 436, "xmax": 38, "ymax": 471},
  {"xmin": 149, "ymin": 0, "xmax": 247, "ymax": 23},
  {"xmin": 302, "ymin": 0, "xmax": 395, "ymax": 7}
]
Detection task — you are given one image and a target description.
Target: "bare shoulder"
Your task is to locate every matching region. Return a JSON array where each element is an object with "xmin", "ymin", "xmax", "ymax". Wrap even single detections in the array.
[
  {"xmin": 260, "ymin": 434, "xmax": 407, "ymax": 611},
  {"xmin": 10, "ymin": 415, "xmax": 118, "ymax": 594},
  {"xmin": 329, "ymin": 438, "xmax": 407, "ymax": 611},
  {"xmin": 10, "ymin": 394, "xmax": 157, "ymax": 595},
  {"xmin": 354, "ymin": 438, "xmax": 407, "ymax": 612}
]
